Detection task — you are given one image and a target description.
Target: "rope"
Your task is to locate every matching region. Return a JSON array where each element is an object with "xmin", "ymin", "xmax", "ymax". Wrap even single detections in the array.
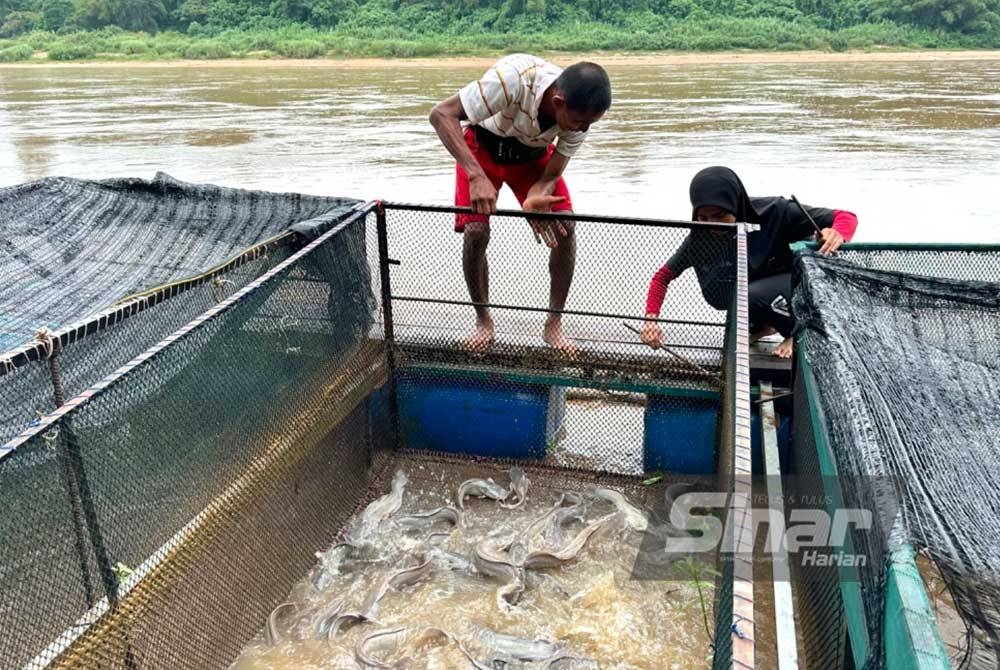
[
  {"xmin": 211, "ymin": 277, "xmax": 237, "ymax": 299},
  {"xmin": 111, "ymin": 231, "xmax": 289, "ymax": 307},
  {"xmin": 34, "ymin": 326, "xmax": 56, "ymax": 359}
]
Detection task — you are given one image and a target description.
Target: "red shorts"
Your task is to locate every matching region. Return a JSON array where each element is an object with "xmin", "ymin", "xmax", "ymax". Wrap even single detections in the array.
[{"xmin": 454, "ymin": 127, "xmax": 573, "ymax": 232}]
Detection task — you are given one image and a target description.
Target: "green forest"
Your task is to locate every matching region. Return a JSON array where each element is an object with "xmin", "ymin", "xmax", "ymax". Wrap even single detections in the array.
[{"xmin": 1, "ymin": 0, "xmax": 999, "ymax": 61}]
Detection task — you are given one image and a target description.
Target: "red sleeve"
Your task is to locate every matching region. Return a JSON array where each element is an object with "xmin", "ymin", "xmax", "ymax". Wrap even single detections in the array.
[
  {"xmin": 832, "ymin": 210, "xmax": 858, "ymax": 242},
  {"xmin": 645, "ymin": 264, "xmax": 675, "ymax": 315}
]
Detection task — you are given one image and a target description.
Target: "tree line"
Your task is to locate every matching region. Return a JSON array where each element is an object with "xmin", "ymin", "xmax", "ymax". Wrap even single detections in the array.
[{"xmin": 1, "ymin": 0, "xmax": 998, "ymax": 54}]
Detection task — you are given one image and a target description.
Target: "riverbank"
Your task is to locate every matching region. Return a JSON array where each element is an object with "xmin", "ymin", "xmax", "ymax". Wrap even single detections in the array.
[
  {"xmin": 3, "ymin": 49, "xmax": 1000, "ymax": 68},
  {"xmin": 2, "ymin": 15, "xmax": 999, "ymax": 65}
]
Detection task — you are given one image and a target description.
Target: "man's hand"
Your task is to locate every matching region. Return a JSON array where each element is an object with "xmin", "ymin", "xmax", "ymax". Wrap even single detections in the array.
[
  {"xmin": 523, "ymin": 194, "xmax": 568, "ymax": 248},
  {"xmin": 816, "ymin": 227, "xmax": 845, "ymax": 255},
  {"xmin": 641, "ymin": 316, "xmax": 663, "ymax": 350},
  {"xmin": 469, "ymin": 174, "xmax": 498, "ymax": 215}
]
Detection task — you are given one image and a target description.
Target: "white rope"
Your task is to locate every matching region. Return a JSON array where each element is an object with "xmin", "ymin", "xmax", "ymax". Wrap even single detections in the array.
[{"xmin": 34, "ymin": 326, "xmax": 56, "ymax": 359}]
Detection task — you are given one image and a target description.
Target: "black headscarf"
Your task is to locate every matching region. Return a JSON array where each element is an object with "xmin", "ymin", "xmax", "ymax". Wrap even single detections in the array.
[
  {"xmin": 688, "ymin": 166, "xmax": 762, "ymax": 224},
  {"xmin": 686, "ymin": 166, "xmax": 833, "ymax": 278}
]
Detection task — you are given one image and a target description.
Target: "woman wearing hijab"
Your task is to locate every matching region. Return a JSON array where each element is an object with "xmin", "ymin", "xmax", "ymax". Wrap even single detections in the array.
[{"xmin": 641, "ymin": 166, "xmax": 858, "ymax": 359}]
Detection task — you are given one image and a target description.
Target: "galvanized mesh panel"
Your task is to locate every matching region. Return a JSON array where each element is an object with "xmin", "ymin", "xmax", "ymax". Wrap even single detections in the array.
[
  {"xmin": 373, "ymin": 204, "xmax": 733, "ymax": 477},
  {"xmin": 1, "ymin": 211, "xmax": 383, "ymax": 669}
]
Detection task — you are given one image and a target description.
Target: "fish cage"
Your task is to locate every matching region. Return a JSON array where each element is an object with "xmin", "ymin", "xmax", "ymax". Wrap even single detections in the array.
[
  {"xmin": 1, "ymin": 193, "xmax": 759, "ymax": 669},
  {"xmin": 788, "ymin": 243, "xmax": 1000, "ymax": 670}
]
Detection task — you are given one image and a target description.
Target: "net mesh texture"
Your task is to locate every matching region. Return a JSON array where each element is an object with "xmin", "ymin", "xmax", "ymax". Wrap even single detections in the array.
[{"xmin": 792, "ymin": 246, "xmax": 1000, "ymax": 670}]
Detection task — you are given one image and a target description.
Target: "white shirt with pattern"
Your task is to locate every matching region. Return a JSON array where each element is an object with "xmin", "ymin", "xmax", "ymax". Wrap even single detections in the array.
[{"xmin": 458, "ymin": 53, "xmax": 587, "ymax": 158}]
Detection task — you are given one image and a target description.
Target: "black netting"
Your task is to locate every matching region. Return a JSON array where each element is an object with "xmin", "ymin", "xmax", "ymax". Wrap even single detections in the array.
[
  {"xmin": 1, "ymin": 212, "xmax": 381, "ymax": 669},
  {"xmin": 0, "ymin": 247, "xmax": 293, "ymax": 444},
  {"xmin": 0, "ymin": 173, "xmax": 360, "ymax": 352},
  {"xmin": 0, "ymin": 173, "xmax": 362, "ymax": 445},
  {"xmin": 788, "ymin": 364, "xmax": 851, "ymax": 670},
  {"xmin": 792, "ymin": 249, "xmax": 1000, "ymax": 670}
]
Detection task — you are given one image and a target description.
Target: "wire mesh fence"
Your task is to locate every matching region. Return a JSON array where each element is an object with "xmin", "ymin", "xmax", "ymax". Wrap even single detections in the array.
[
  {"xmin": 1, "ymin": 208, "xmax": 384, "ymax": 670},
  {"xmin": 371, "ymin": 203, "xmax": 741, "ymax": 478}
]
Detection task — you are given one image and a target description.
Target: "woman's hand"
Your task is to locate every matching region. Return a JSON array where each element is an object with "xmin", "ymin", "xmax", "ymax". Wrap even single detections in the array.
[
  {"xmin": 816, "ymin": 227, "xmax": 845, "ymax": 255},
  {"xmin": 641, "ymin": 314, "xmax": 663, "ymax": 349}
]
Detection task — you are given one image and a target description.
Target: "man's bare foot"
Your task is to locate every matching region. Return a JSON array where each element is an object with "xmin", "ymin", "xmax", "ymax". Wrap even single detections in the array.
[
  {"xmin": 750, "ymin": 325, "xmax": 778, "ymax": 343},
  {"xmin": 542, "ymin": 318, "xmax": 578, "ymax": 357},
  {"xmin": 774, "ymin": 337, "xmax": 794, "ymax": 359},
  {"xmin": 463, "ymin": 319, "xmax": 495, "ymax": 352}
]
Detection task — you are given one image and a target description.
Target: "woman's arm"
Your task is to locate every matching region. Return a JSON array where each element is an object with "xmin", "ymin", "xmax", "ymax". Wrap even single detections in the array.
[{"xmin": 816, "ymin": 209, "xmax": 858, "ymax": 254}]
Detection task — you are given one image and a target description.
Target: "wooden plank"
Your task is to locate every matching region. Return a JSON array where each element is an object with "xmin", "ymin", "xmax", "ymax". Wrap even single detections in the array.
[{"xmin": 760, "ymin": 381, "xmax": 800, "ymax": 670}]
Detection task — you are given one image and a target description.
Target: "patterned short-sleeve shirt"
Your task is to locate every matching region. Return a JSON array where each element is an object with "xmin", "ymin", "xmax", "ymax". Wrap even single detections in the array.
[{"xmin": 458, "ymin": 53, "xmax": 588, "ymax": 158}]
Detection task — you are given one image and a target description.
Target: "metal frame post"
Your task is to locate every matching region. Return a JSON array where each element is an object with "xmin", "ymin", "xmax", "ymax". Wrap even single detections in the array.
[{"xmin": 375, "ymin": 203, "xmax": 402, "ymax": 451}]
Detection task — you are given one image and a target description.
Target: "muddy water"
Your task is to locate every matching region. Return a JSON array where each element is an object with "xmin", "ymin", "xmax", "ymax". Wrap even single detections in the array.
[
  {"xmin": 1, "ymin": 58, "xmax": 999, "ymax": 245},
  {"xmin": 230, "ymin": 465, "xmax": 712, "ymax": 669}
]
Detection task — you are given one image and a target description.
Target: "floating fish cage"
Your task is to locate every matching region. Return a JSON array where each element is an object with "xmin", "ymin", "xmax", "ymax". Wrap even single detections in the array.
[
  {"xmin": 0, "ymin": 191, "xmax": 759, "ymax": 670},
  {"xmin": 7, "ymin": 178, "xmax": 998, "ymax": 670}
]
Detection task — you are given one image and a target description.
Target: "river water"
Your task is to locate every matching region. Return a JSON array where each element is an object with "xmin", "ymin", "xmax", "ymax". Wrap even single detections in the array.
[{"xmin": 1, "ymin": 57, "xmax": 999, "ymax": 244}]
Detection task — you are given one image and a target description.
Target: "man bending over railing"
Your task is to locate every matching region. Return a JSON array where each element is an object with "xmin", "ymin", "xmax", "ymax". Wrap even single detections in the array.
[{"xmin": 430, "ymin": 53, "xmax": 612, "ymax": 354}]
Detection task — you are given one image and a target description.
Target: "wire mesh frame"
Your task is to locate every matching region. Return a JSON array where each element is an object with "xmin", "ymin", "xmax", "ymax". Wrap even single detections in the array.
[
  {"xmin": 370, "ymin": 202, "xmax": 740, "ymax": 481},
  {"xmin": 375, "ymin": 201, "xmax": 736, "ymax": 375},
  {"xmin": 0, "ymin": 202, "xmax": 379, "ymax": 670}
]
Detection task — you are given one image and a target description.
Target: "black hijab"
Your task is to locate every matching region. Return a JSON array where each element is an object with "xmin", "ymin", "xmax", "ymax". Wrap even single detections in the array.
[{"xmin": 688, "ymin": 166, "xmax": 761, "ymax": 224}]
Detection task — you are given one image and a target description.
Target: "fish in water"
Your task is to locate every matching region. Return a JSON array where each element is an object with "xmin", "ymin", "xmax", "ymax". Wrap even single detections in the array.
[
  {"xmin": 457, "ymin": 477, "xmax": 510, "ymax": 509},
  {"xmin": 264, "ymin": 602, "xmax": 298, "ymax": 647},
  {"xmin": 524, "ymin": 512, "xmax": 618, "ymax": 570},
  {"xmin": 513, "ymin": 492, "xmax": 585, "ymax": 558},
  {"xmin": 396, "ymin": 506, "xmax": 461, "ymax": 531},
  {"xmin": 473, "ymin": 530, "xmax": 525, "ymax": 610},
  {"xmin": 356, "ymin": 626, "xmax": 492, "ymax": 670},
  {"xmin": 428, "ymin": 546, "xmax": 474, "ymax": 573},
  {"xmin": 314, "ymin": 599, "xmax": 345, "ymax": 638},
  {"xmin": 348, "ymin": 470, "xmax": 408, "ymax": 548},
  {"xmin": 355, "ymin": 626, "xmax": 409, "ymax": 668},
  {"xmin": 588, "ymin": 487, "xmax": 649, "ymax": 532},
  {"xmin": 587, "ymin": 486, "xmax": 691, "ymax": 539},
  {"xmin": 473, "ymin": 627, "xmax": 564, "ymax": 663},
  {"xmin": 500, "ymin": 467, "xmax": 530, "ymax": 509},
  {"xmin": 362, "ymin": 556, "xmax": 433, "ymax": 620}
]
